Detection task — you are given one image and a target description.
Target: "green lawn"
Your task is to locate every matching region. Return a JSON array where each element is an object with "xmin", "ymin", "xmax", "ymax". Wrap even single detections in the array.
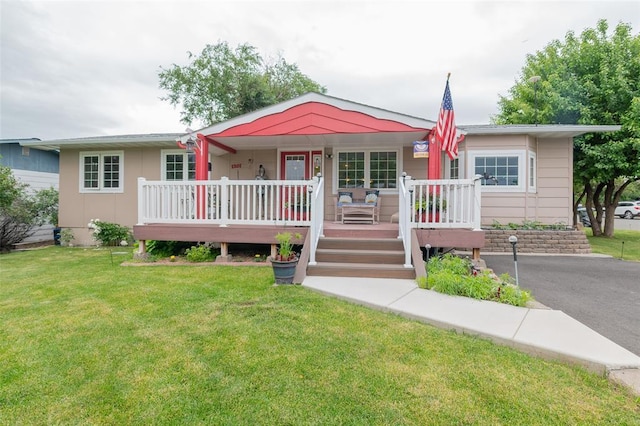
[
  {"xmin": 586, "ymin": 228, "xmax": 640, "ymax": 261},
  {"xmin": 1, "ymin": 247, "xmax": 638, "ymax": 424}
]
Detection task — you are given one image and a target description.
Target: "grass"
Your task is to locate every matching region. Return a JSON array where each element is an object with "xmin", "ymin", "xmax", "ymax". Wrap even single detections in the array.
[
  {"xmin": 586, "ymin": 228, "xmax": 640, "ymax": 261},
  {"xmin": 1, "ymin": 247, "xmax": 639, "ymax": 424}
]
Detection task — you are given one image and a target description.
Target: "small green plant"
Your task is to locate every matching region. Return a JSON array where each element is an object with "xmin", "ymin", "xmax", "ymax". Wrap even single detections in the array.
[
  {"xmin": 415, "ymin": 193, "xmax": 447, "ymax": 212},
  {"xmin": 60, "ymin": 228, "xmax": 74, "ymax": 246},
  {"xmin": 185, "ymin": 243, "xmax": 214, "ymax": 262},
  {"xmin": 87, "ymin": 219, "xmax": 132, "ymax": 246},
  {"xmin": 491, "ymin": 220, "xmax": 507, "ymax": 230},
  {"xmin": 420, "ymin": 254, "xmax": 532, "ymax": 307},
  {"xmin": 147, "ymin": 240, "xmax": 199, "ymax": 257},
  {"xmin": 274, "ymin": 232, "xmax": 303, "ymax": 261}
]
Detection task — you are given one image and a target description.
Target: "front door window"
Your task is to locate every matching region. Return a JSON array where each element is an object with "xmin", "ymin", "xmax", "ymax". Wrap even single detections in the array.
[{"xmin": 284, "ymin": 154, "xmax": 307, "ymax": 180}]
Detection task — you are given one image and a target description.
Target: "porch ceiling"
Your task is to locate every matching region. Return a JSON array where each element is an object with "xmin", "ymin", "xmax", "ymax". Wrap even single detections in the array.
[{"xmin": 210, "ymin": 131, "xmax": 429, "ymax": 155}]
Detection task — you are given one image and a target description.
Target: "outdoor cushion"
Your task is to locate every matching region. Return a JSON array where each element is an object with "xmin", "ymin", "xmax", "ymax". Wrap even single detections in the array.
[
  {"xmin": 365, "ymin": 193, "xmax": 378, "ymax": 204},
  {"xmin": 338, "ymin": 191, "xmax": 353, "ymax": 204}
]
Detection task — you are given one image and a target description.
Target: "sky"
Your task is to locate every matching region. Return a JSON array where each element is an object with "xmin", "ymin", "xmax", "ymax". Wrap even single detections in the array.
[{"xmin": 1, "ymin": 0, "xmax": 639, "ymax": 141}]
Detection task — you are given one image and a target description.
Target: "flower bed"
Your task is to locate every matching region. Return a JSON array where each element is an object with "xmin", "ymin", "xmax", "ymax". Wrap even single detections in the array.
[{"xmin": 417, "ymin": 254, "xmax": 532, "ymax": 307}]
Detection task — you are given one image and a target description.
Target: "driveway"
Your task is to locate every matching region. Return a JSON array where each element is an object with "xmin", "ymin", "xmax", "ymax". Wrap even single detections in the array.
[{"xmin": 481, "ymin": 254, "xmax": 640, "ymax": 357}]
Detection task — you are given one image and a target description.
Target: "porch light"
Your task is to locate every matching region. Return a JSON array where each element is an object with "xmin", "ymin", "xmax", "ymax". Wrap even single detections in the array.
[{"xmin": 184, "ymin": 135, "xmax": 200, "ymax": 154}]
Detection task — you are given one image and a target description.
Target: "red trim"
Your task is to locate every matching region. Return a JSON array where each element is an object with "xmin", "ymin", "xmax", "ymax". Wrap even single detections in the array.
[
  {"xmin": 427, "ymin": 128, "xmax": 441, "ymax": 180},
  {"xmin": 203, "ymin": 135, "xmax": 237, "ymax": 154},
  {"xmin": 208, "ymin": 102, "xmax": 426, "ymax": 138},
  {"xmin": 280, "ymin": 151, "xmax": 311, "ymax": 180}
]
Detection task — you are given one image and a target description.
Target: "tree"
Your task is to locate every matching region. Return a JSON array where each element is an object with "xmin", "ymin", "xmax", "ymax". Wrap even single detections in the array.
[
  {"xmin": 158, "ymin": 41, "xmax": 326, "ymax": 126},
  {"xmin": 0, "ymin": 164, "xmax": 59, "ymax": 252},
  {"xmin": 494, "ymin": 20, "xmax": 640, "ymax": 237}
]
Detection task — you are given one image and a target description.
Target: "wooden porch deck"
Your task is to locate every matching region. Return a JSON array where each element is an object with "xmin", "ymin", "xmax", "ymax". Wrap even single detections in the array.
[{"xmin": 133, "ymin": 221, "xmax": 484, "ymax": 251}]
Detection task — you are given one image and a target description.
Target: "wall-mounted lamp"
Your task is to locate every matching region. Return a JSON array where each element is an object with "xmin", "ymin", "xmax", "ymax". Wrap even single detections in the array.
[
  {"xmin": 183, "ymin": 128, "xmax": 200, "ymax": 153},
  {"xmin": 248, "ymin": 158, "xmax": 254, "ymax": 165},
  {"xmin": 325, "ymin": 153, "xmax": 334, "ymax": 159}
]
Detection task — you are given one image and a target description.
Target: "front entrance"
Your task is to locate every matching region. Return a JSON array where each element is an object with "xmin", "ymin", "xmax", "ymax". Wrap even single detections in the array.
[{"xmin": 280, "ymin": 151, "xmax": 321, "ymax": 220}]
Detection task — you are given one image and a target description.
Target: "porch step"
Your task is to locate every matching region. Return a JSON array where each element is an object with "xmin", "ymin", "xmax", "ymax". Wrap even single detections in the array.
[
  {"xmin": 307, "ymin": 262, "xmax": 415, "ymax": 279},
  {"xmin": 315, "ymin": 248, "xmax": 405, "ymax": 264},
  {"xmin": 323, "ymin": 227, "xmax": 398, "ymax": 239},
  {"xmin": 307, "ymin": 235, "xmax": 414, "ymax": 280},
  {"xmin": 318, "ymin": 237, "xmax": 404, "ymax": 251}
]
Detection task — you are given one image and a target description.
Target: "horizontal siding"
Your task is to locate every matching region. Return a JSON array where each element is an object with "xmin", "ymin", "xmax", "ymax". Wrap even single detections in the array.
[{"xmin": 12, "ymin": 170, "xmax": 59, "ymax": 192}]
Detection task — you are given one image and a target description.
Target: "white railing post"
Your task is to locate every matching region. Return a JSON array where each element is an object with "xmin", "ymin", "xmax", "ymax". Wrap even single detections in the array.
[
  {"xmin": 473, "ymin": 177, "xmax": 482, "ymax": 230},
  {"xmin": 399, "ymin": 175, "xmax": 413, "ymax": 268},
  {"xmin": 137, "ymin": 177, "xmax": 146, "ymax": 225},
  {"xmin": 220, "ymin": 177, "xmax": 229, "ymax": 227}
]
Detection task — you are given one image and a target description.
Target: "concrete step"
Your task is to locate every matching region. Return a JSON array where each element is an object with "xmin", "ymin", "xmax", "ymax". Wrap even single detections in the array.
[{"xmin": 307, "ymin": 262, "xmax": 415, "ymax": 279}]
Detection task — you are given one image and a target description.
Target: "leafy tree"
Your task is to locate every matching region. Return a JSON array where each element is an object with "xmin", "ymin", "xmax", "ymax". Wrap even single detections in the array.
[
  {"xmin": 158, "ymin": 41, "xmax": 326, "ymax": 126},
  {"xmin": 0, "ymin": 164, "xmax": 59, "ymax": 252},
  {"xmin": 494, "ymin": 20, "xmax": 640, "ymax": 237}
]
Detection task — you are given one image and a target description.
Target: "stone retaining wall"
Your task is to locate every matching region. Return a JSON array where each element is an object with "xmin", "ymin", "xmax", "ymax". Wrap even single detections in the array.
[{"xmin": 482, "ymin": 229, "xmax": 591, "ymax": 254}]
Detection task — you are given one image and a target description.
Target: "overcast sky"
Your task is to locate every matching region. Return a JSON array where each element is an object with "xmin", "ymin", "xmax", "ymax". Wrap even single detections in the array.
[{"xmin": 1, "ymin": 0, "xmax": 638, "ymax": 141}]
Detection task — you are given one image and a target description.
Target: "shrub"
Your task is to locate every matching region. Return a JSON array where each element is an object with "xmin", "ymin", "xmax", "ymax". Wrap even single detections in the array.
[
  {"xmin": 185, "ymin": 243, "xmax": 215, "ymax": 262},
  {"xmin": 146, "ymin": 240, "xmax": 199, "ymax": 257},
  {"xmin": 60, "ymin": 229, "xmax": 74, "ymax": 246},
  {"xmin": 0, "ymin": 165, "xmax": 59, "ymax": 252},
  {"xmin": 420, "ymin": 254, "xmax": 532, "ymax": 307},
  {"xmin": 88, "ymin": 219, "xmax": 132, "ymax": 246}
]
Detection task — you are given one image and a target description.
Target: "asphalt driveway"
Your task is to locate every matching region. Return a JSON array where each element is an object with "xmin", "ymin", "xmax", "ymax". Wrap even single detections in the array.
[{"xmin": 481, "ymin": 254, "xmax": 640, "ymax": 357}]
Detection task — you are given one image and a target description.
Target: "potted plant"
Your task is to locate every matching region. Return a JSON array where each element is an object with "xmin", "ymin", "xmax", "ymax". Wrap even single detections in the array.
[
  {"xmin": 415, "ymin": 194, "xmax": 447, "ymax": 222},
  {"xmin": 284, "ymin": 193, "xmax": 310, "ymax": 221},
  {"xmin": 271, "ymin": 231, "xmax": 303, "ymax": 284}
]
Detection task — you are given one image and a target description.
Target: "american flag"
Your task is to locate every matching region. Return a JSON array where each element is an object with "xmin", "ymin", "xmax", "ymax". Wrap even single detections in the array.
[{"xmin": 436, "ymin": 79, "xmax": 459, "ymax": 160}]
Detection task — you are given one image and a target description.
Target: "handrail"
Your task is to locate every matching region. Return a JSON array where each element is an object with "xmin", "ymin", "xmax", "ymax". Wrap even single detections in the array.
[
  {"xmin": 398, "ymin": 175, "xmax": 413, "ymax": 267},
  {"xmin": 308, "ymin": 175, "xmax": 324, "ymax": 265}
]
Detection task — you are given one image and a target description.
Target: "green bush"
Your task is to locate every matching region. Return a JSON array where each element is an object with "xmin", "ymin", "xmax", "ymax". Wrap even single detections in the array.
[
  {"xmin": 88, "ymin": 219, "xmax": 132, "ymax": 246},
  {"xmin": 0, "ymin": 164, "xmax": 59, "ymax": 251},
  {"xmin": 185, "ymin": 243, "xmax": 215, "ymax": 262},
  {"xmin": 146, "ymin": 240, "xmax": 199, "ymax": 257},
  {"xmin": 420, "ymin": 254, "xmax": 532, "ymax": 307}
]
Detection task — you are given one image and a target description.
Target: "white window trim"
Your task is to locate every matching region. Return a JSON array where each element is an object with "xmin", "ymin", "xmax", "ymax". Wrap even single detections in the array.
[
  {"xmin": 467, "ymin": 150, "xmax": 526, "ymax": 193},
  {"xmin": 528, "ymin": 151, "xmax": 537, "ymax": 193},
  {"xmin": 161, "ymin": 149, "xmax": 196, "ymax": 181},
  {"xmin": 444, "ymin": 152, "xmax": 465, "ymax": 179},
  {"xmin": 79, "ymin": 151, "xmax": 124, "ymax": 193},
  {"xmin": 332, "ymin": 148, "xmax": 402, "ymax": 194}
]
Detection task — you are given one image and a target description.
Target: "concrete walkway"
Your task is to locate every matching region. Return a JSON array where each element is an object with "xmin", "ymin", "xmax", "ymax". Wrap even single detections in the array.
[{"xmin": 302, "ymin": 276, "xmax": 640, "ymax": 395}]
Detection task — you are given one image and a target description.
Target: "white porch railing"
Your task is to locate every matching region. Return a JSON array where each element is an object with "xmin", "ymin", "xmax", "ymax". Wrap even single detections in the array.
[
  {"xmin": 137, "ymin": 177, "xmax": 319, "ymax": 227},
  {"xmin": 398, "ymin": 176, "xmax": 482, "ymax": 266},
  {"xmin": 406, "ymin": 178, "xmax": 482, "ymax": 230}
]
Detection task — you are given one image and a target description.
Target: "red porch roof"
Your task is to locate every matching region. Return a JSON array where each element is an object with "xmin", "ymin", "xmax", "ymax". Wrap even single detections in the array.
[{"xmin": 209, "ymin": 102, "xmax": 428, "ymax": 138}]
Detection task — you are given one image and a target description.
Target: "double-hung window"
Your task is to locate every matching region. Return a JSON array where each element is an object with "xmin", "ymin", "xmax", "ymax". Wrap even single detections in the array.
[
  {"xmin": 80, "ymin": 151, "xmax": 123, "ymax": 193},
  {"xmin": 162, "ymin": 150, "xmax": 196, "ymax": 181},
  {"xmin": 337, "ymin": 150, "xmax": 398, "ymax": 189}
]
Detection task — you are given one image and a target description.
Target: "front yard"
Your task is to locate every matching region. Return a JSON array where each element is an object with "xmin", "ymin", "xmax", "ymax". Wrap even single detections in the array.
[{"xmin": 1, "ymin": 247, "xmax": 638, "ymax": 424}]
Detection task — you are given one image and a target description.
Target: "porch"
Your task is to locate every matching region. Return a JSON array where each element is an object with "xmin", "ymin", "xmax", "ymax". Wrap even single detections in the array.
[{"xmin": 133, "ymin": 176, "xmax": 485, "ymax": 281}]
